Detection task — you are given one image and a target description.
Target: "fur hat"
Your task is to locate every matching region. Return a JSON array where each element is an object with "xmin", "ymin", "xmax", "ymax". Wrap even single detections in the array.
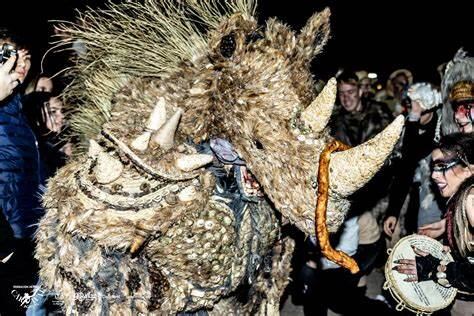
[{"xmin": 441, "ymin": 48, "xmax": 474, "ymax": 135}]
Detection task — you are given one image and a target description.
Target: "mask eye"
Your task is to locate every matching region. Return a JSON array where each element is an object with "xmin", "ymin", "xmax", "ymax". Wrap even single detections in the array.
[
  {"xmin": 220, "ymin": 32, "xmax": 236, "ymax": 58},
  {"xmin": 431, "ymin": 159, "xmax": 460, "ymax": 173},
  {"xmin": 254, "ymin": 139, "xmax": 264, "ymax": 150}
]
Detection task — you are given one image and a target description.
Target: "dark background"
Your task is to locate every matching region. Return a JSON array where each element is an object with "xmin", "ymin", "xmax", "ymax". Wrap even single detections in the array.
[{"xmin": 2, "ymin": 0, "xmax": 471, "ymax": 85}]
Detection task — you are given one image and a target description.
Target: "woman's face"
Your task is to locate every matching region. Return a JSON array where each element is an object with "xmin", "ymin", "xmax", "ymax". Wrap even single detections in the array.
[
  {"xmin": 43, "ymin": 97, "xmax": 64, "ymax": 133},
  {"xmin": 453, "ymin": 102, "xmax": 473, "ymax": 133},
  {"xmin": 15, "ymin": 48, "xmax": 31, "ymax": 83},
  {"xmin": 431, "ymin": 149, "xmax": 472, "ymax": 198},
  {"xmin": 36, "ymin": 77, "xmax": 53, "ymax": 93}
]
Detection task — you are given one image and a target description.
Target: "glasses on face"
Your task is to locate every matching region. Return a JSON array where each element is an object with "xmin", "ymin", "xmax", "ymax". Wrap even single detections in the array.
[{"xmin": 431, "ymin": 158, "xmax": 461, "ymax": 175}]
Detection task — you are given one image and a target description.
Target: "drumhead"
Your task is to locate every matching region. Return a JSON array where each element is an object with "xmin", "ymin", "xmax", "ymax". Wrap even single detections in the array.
[{"xmin": 385, "ymin": 234, "xmax": 457, "ymax": 314}]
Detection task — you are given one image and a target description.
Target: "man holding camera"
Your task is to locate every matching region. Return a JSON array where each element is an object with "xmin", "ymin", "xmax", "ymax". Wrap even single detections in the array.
[
  {"xmin": 0, "ymin": 52, "xmax": 21, "ymax": 100},
  {"xmin": 0, "ymin": 28, "xmax": 42, "ymax": 315}
]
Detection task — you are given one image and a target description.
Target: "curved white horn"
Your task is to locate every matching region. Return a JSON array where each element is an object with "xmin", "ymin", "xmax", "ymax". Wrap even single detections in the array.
[
  {"xmin": 131, "ymin": 97, "xmax": 167, "ymax": 151},
  {"xmin": 95, "ymin": 152, "xmax": 124, "ymax": 184},
  {"xmin": 301, "ymin": 77, "xmax": 336, "ymax": 134},
  {"xmin": 176, "ymin": 154, "xmax": 214, "ymax": 172},
  {"xmin": 152, "ymin": 108, "xmax": 183, "ymax": 150},
  {"xmin": 88, "ymin": 139, "xmax": 103, "ymax": 158},
  {"xmin": 329, "ymin": 115, "xmax": 404, "ymax": 196}
]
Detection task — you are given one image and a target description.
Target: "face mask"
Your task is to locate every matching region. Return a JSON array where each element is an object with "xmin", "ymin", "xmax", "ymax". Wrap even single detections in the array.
[{"xmin": 431, "ymin": 158, "xmax": 461, "ymax": 175}]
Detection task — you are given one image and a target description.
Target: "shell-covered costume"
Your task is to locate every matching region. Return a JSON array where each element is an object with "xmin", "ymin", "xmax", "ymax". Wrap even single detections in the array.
[{"xmin": 36, "ymin": 0, "xmax": 403, "ymax": 314}]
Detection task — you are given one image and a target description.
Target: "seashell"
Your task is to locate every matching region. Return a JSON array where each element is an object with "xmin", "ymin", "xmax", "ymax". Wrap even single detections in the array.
[
  {"xmin": 196, "ymin": 219, "xmax": 205, "ymax": 228},
  {"xmin": 165, "ymin": 193, "xmax": 178, "ymax": 205},
  {"xmin": 191, "ymin": 288, "xmax": 205, "ymax": 298},
  {"xmin": 204, "ymin": 220, "xmax": 214, "ymax": 230},
  {"xmin": 177, "ymin": 186, "xmax": 197, "ymax": 202},
  {"xmin": 189, "ymin": 87, "xmax": 206, "ymax": 95},
  {"xmin": 94, "ymin": 152, "xmax": 123, "ymax": 184},
  {"xmin": 139, "ymin": 182, "xmax": 150, "ymax": 193},
  {"xmin": 223, "ymin": 216, "xmax": 232, "ymax": 226}
]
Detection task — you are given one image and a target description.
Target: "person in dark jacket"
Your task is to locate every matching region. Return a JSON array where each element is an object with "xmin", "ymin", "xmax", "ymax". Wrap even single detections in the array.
[
  {"xmin": 384, "ymin": 83, "xmax": 444, "ymax": 239},
  {"xmin": 23, "ymin": 91, "xmax": 69, "ymax": 183},
  {"xmin": 331, "ymin": 71, "xmax": 394, "ymax": 147},
  {"xmin": 0, "ymin": 28, "xmax": 42, "ymax": 315}
]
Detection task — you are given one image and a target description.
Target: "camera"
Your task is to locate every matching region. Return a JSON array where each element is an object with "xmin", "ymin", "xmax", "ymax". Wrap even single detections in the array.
[{"xmin": 0, "ymin": 43, "xmax": 17, "ymax": 64}]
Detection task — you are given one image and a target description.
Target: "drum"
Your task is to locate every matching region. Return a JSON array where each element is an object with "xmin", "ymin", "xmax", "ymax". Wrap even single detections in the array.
[{"xmin": 384, "ymin": 234, "xmax": 457, "ymax": 315}]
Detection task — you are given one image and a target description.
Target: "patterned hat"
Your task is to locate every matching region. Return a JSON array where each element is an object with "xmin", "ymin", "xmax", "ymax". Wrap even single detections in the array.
[{"xmin": 449, "ymin": 81, "xmax": 474, "ymax": 103}]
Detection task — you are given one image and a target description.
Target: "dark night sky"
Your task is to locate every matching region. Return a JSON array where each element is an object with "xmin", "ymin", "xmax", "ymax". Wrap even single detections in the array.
[{"xmin": 2, "ymin": 0, "xmax": 471, "ymax": 85}]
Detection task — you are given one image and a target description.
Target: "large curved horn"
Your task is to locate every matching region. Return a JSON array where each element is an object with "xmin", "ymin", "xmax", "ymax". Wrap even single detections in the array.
[
  {"xmin": 301, "ymin": 77, "xmax": 336, "ymax": 133},
  {"xmin": 329, "ymin": 115, "xmax": 404, "ymax": 196}
]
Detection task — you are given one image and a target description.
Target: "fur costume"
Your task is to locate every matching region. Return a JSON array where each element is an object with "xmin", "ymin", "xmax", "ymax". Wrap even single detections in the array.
[
  {"xmin": 36, "ymin": 0, "xmax": 403, "ymax": 314},
  {"xmin": 441, "ymin": 48, "xmax": 474, "ymax": 135}
]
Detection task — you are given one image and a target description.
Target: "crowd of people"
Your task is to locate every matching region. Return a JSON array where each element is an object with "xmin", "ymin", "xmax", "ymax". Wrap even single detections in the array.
[
  {"xmin": 291, "ymin": 53, "xmax": 474, "ymax": 315},
  {"xmin": 0, "ymin": 22, "xmax": 472, "ymax": 316}
]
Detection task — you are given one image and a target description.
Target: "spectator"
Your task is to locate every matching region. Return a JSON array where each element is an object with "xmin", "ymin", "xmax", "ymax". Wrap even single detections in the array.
[
  {"xmin": 25, "ymin": 74, "xmax": 54, "ymax": 94},
  {"xmin": 331, "ymin": 71, "xmax": 395, "ymax": 220},
  {"xmin": 331, "ymin": 71, "xmax": 394, "ymax": 147},
  {"xmin": 376, "ymin": 69, "xmax": 413, "ymax": 116},
  {"xmin": 394, "ymin": 132, "xmax": 474, "ymax": 316},
  {"xmin": 384, "ymin": 83, "xmax": 444, "ymax": 242},
  {"xmin": 356, "ymin": 70, "xmax": 375, "ymax": 101},
  {"xmin": 440, "ymin": 48, "xmax": 474, "ymax": 136},
  {"xmin": 0, "ymin": 28, "xmax": 42, "ymax": 315},
  {"xmin": 23, "ymin": 92, "xmax": 70, "ymax": 182}
]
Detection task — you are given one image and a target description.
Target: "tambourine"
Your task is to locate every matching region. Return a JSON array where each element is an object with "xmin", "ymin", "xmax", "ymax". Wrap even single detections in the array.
[{"xmin": 384, "ymin": 235, "xmax": 457, "ymax": 315}]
